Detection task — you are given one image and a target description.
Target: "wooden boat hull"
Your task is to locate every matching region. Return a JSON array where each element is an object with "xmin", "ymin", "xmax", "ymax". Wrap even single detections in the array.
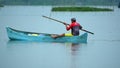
[{"xmin": 6, "ymin": 27, "xmax": 88, "ymax": 43}]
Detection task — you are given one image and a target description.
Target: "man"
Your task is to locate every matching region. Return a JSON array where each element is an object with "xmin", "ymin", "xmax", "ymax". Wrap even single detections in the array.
[{"xmin": 51, "ymin": 18, "xmax": 82, "ymax": 38}]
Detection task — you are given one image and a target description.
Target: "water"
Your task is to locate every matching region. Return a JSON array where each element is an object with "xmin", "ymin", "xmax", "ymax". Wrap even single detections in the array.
[{"xmin": 0, "ymin": 6, "xmax": 120, "ymax": 68}]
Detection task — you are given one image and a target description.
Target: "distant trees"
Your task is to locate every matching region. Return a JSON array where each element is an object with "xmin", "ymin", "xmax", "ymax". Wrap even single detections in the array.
[
  {"xmin": 0, "ymin": 0, "xmax": 3, "ymax": 4},
  {"xmin": 0, "ymin": 0, "xmax": 4, "ymax": 6},
  {"xmin": 1, "ymin": 0, "xmax": 120, "ymax": 5}
]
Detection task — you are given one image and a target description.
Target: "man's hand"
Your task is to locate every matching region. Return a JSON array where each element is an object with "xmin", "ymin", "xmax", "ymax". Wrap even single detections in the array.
[
  {"xmin": 63, "ymin": 22, "xmax": 67, "ymax": 25},
  {"xmin": 63, "ymin": 22, "xmax": 69, "ymax": 26}
]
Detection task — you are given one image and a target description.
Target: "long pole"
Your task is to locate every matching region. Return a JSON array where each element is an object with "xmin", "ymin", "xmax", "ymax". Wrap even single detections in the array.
[{"xmin": 42, "ymin": 15, "xmax": 94, "ymax": 35}]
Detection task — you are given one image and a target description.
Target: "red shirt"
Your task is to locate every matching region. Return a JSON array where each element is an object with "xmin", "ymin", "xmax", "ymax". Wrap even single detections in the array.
[
  {"xmin": 66, "ymin": 22, "xmax": 82, "ymax": 36},
  {"xmin": 66, "ymin": 22, "xmax": 80, "ymax": 30}
]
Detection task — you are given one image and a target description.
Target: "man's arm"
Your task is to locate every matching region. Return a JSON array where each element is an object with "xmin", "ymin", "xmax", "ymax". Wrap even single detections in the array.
[
  {"xmin": 66, "ymin": 24, "xmax": 71, "ymax": 31},
  {"xmin": 79, "ymin": 25, "xmax": 82, "ymax": 29}
]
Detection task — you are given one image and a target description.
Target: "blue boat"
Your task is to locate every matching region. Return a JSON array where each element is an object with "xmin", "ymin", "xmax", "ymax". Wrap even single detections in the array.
[{"xmin": 6, "ymin": 27, "xmax": 88, "ymax": 43}]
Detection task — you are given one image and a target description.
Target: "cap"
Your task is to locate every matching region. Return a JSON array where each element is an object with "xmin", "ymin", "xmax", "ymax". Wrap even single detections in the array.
[{"xmin": 71, "ymin": 18, "xmax": 76, "ymax": 22}]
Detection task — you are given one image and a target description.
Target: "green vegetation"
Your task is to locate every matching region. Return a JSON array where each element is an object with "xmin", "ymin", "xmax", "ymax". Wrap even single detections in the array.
[
  {"xmin": 1, "ymin": 0, "xmax": 120, "ymax": 5},
  {"xmin": 52, "ymin": 7, "xmax": 113, "ymax": 12}
]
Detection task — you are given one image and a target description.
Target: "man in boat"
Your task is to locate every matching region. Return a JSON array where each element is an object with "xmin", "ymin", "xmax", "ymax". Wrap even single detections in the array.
[{"xmin": 51, "ymin": 18, "xmax": 82, "ymax": 38}]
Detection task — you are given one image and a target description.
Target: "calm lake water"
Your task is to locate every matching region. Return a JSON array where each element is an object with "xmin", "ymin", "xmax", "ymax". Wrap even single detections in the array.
[{"xmin": 0, "ymin": 6, "xmax": 120, "ymax": 68}]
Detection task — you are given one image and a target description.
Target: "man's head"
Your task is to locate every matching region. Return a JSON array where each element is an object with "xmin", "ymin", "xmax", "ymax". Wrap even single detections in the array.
[{"xmin": 71, "ymin": 18, "xmax": 76, "ymax": 22}]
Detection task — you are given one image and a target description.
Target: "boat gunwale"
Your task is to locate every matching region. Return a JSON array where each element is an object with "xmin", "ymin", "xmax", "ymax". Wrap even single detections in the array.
[{"xmin": 7, "ymin": 27, "xmax": 58, "ymax": 36}]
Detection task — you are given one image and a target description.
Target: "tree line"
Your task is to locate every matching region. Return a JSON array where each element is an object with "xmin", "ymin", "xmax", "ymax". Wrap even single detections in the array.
[{"xmin": 0, "ymin": 0, "xmax": 120, "ymax": 5}]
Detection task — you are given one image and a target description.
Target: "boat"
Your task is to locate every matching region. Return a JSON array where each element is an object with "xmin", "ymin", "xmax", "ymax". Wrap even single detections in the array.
[{"xmin": 6, "ymin": 27, "xmax": 88, "ymax": 43}]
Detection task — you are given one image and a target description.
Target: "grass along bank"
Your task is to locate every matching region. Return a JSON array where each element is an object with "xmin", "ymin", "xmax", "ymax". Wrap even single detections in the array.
[{"xmin": 52, "ymin": 6, "xmax": 113, "ymax": 12}]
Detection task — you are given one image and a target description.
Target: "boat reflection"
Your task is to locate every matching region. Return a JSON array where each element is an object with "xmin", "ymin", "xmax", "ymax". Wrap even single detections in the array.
[
  {"xmin": 7, "ymin": 41, "xmax": 87, "ymax": 68},
  {"xmin": 71, "ymin": 43, "xmax": 80, "ymax": 55},
  {"xmin": 7, "ymin": 40, "xmax": 40, "ymax": 47},
  {"xmin": 65, "ymin": 43, "xmax": 87, "ymax": 68},
  {"xmin": 65, "ymin": 42, "xmax": 87, "ymax": 55},
  {"xmin": 6, "ymin": 40, "xmax": 56, "ymax": 49}
]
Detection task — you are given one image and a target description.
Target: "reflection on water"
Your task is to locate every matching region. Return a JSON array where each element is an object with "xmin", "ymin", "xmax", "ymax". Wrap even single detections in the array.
[
  {"xmin": 6, "ymin": 40, "xmax": 87, "ymax": 68},
  {"xmin": 7, "ymin": 40, "xmax": 42, "ymax": 47},
  {"xmin": 70, "ymin": 43, "xmax": 87, "ymax": 68},
  {"xmin": 71, "ymin": 43, "xmax": 80, "ymax": 55},
  {"xmin": 66, "ymin": 43, "xmax": 80, "ymax": 68},
  {"xmin": 65, "ymin": 42, "xmax": 87, "ymax": 68}
]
